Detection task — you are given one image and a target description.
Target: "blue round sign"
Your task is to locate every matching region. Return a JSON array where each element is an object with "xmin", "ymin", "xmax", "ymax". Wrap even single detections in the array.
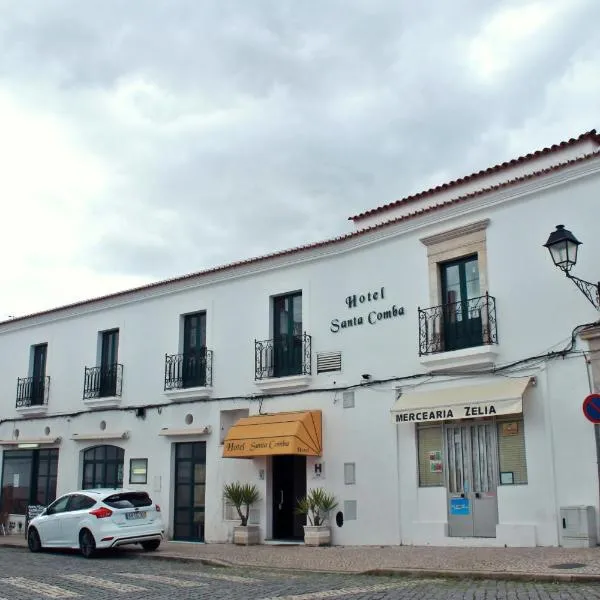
[{"xmin": 583, "ymin": 394, "xmax": 600, "ymax": 424}]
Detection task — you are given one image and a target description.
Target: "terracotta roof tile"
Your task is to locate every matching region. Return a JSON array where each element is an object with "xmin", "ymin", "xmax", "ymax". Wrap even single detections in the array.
[
  {"xmin": 349, "ymin": 129, "xmax": 600, "ymax": 222},
  {"xmin": 2, "ymin": 147, "xmax": 600, "ymax": 327}
]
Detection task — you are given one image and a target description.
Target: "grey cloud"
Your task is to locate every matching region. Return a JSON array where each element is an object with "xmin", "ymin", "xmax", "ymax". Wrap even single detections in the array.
[{"xmin": 1, "ymin": 0, "xmax": 599, "ymax": 285}]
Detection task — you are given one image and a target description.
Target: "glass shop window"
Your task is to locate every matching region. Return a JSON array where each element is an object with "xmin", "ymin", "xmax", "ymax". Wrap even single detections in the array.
[
  {"xmin": 417, "ymin": 424, "xmax": 444, "ymax": 487},
  {"xmin": 497, "ymin": 419, "xmax": 528, "ymax": 485}
]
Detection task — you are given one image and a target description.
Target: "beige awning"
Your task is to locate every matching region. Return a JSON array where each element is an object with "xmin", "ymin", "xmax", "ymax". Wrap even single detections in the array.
[
  {"xmin": 158, "ymin": 426, "xmax": 212, "ymax": 437},
  {"xmin": 0, "ymin": 437, "xmax": 61, "ymax": 447},
  {"xmin": 71, "ymin": 431, "xmax": 129, "ymax": 441},
  {"xmin": 391, "ymin": 377, "xmax": 533, "ymax": 424}
]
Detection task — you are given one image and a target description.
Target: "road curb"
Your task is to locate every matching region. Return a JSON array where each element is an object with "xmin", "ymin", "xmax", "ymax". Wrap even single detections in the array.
[
  {"xmin": 3, "ymin": 543, "xmax": 600, "ymax": 583},
  {"xmin": 361, "ymin": 567, "xmax": 600, "ymax": 584}
]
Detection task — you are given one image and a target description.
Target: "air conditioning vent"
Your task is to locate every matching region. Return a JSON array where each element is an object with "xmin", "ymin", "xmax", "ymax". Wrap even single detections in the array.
[{"xmin": 317, "ymin": 351, "xmax": 342, "ymax": 373}]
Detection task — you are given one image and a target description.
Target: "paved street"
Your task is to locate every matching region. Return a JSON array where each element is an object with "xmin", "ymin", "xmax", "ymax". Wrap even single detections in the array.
[{"xmin": 2, "ymin": 548, "xmax": 600, "ymax": 600}]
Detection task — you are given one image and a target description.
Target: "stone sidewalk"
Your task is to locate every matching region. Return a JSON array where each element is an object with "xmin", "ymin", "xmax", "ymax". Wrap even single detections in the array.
[{"xmin": 2, "ymin": 535, "xmax": 600, "ymax": 582}]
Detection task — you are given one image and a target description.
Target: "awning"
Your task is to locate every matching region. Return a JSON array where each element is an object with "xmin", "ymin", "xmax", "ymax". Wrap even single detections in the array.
[
  {"xmin": 223, "ymin": 410, "xmax": 322, "ymax": 458},
  {"xmin": 158, "ymin": 426, "xmax": 212, "ymax": 437},
  {"xmin": 391, "ymin": 377, "xmax": 533, "ymax": 424},
  {"xmin": 0, "ymin": 437, "xmax": 62, "ymax": 448},
  {"xmin": 71, "ymin": 431, "xmax": 129, "ymax": 441}
]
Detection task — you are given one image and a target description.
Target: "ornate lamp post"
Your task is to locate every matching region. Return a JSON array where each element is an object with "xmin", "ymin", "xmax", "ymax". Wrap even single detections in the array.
[{"xmin": 544, "ymin": 225, "xmax": 600, "ymax": 310}]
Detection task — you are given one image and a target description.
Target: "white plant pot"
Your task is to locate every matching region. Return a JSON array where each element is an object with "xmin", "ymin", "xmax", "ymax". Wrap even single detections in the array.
[
  {"xmin": 233, "ymin": 524, "xmax": 260, "ymax": 545},
  {"xmin": 303, "ymin": 525, "xmax": 331, "ymax": 546}
]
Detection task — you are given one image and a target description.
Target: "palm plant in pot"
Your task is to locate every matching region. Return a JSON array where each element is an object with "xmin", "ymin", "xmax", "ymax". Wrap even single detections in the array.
[
  {"xmin": 223, "ymin": 482, "xmax": 261, "ymax": 545},
  {"xmin": 295, "ymin": 487, "xmax": 338, "ymax": 546}
]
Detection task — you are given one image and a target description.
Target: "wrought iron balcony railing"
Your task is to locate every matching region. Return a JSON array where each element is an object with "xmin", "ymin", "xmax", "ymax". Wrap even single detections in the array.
[
  {"xmin": 83, "ymin": 363, "xmax": 123, "ymax": 399},
  {"xmin": 255, "ymin": 332, "xmax": 312, "ymax": 380},
  {"xmin": 164, "ymin": 349, "xmax": 213, "ymax": 390},
  {"xmin": 16, "ymin": 375, "xmax": 50, "ymax": 408},
  {"xmin": 418, "ymin": 293, "xmax": 498, "ymax": 356}
]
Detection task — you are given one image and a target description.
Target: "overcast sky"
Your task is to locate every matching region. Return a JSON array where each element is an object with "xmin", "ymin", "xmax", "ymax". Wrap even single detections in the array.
[{"xmin": 1, "ymin": 0, "xmax": 599, "ymax": 319}]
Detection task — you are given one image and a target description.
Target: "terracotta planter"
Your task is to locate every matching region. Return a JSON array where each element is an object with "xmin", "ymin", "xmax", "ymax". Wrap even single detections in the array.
[
  {"xmin": 303, "ymin": 525, "xmax": 331, "ymax": 546},
  {"xmin": 233, "ymin": 524, "xmax": 260, "ymax": 545}
]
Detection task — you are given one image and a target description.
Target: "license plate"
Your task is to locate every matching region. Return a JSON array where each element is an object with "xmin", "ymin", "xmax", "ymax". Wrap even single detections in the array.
[{"xmin": 126, "ymin": 511, "xmax": 146, "ymax": 520}]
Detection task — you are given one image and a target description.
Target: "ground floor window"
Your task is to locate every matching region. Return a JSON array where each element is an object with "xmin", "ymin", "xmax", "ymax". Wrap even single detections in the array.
[
  {"xmin": 0, "ymin": 449, "xmax": 59, "ymax": 517},
  {"xmin": 82, "ymin": 445, "xmax": 124, "ymax": 489},
  {"xmin": 416, "ymin": 417, "xmax": 528, "ymax": 488}
]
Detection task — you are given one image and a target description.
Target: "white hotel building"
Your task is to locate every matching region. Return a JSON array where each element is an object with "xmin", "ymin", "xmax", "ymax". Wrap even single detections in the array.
[{"xmin": 1, "ymin": 130, "xmax": 600, "ymax": 548}]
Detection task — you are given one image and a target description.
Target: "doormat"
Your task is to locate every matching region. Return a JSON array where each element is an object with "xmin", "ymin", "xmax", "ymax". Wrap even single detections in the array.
[{"xmin": 549, "ymin": 563, "xmax": 587, "ymax": 569}]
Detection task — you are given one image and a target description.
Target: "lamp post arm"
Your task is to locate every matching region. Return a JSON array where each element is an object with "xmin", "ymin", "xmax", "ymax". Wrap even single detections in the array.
[{"xmin": 566, "ymin": 272, "xmax": 600, "ymax": 310}]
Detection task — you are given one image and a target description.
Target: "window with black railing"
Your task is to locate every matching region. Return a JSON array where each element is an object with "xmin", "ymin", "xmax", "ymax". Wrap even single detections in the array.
[
  {"xmin": 83, "ymin": 363, "xmax": 123, "ymax": 399},
  {"xmin": 164, "ymin": 348, "xmax": 213, "ymax": 390},
  {"xmin": 255, "ymin": 333, "xmax": 312, "ymax": 380},
  {"xmin": 418, "ymin": 293, "xmax": 498, "ymax": 355},
  {"xmin": 16, "ymin": 376, "xmax": 50, "ymax": 408}
]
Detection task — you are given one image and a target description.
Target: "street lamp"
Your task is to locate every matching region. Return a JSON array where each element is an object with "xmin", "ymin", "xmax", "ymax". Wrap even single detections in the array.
[{"xmin": 544, "ymin": 224, "xmax": 600, "ymax": 310}]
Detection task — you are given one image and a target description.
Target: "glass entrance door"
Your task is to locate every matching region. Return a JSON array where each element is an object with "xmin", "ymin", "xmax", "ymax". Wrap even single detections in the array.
[
  {"xmin": 273, "ymin": 293, "xmax": 302, "ymax": 377},
  {"xmin": 182, "ymin": 313, "xmax": 207, "ymax": 388},
  {"xmin": 31, "ymin": 344, "xmax": 47, "ymax": 405},
  {"xmin": 173, "ymin": 442, "xmax": 206, "ymax": 541},
  {"xmin": 440, "ymin": 256, "xmax": 482, "ymax": 351},
  {"xmin": 446, "ymin": 422, "xmax": 499, "ymax": 537},
  {"xmin": 0, "ymin": 449, "xmax": 59, "ymax": 520},
  {"xmin": 100, "ymin": 330, "xmax": 119, "ymax": 397}
]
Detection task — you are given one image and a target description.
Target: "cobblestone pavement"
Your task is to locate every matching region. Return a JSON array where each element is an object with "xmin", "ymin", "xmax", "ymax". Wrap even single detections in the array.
[{"xmin": 3, "ymin": 548, "xmax": 600, "ymax": 600}]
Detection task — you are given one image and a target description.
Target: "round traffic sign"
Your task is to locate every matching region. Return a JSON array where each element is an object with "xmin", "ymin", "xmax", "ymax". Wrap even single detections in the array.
[{"xmin": 582, "ymin": 394, "xmax": 600, "ymax": 424}]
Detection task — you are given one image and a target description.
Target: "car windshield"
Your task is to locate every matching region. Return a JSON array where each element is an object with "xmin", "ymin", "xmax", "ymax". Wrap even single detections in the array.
[{"xmin": 103, "ymin": 492, "xmax": 152, "ymax": 509}]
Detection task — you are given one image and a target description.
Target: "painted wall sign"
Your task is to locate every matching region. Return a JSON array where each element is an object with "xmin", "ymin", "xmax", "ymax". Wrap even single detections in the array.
[
  {"xmin": 395, "ymin": 404, "xmax": 498, "ymax": 423},
  {"xmin": 583, "ymin": 393, "xmax": 600, "ymax": 424},
  {"xmin": 450, "ymin": 497, "xmax": 470, "ymax": 516},
  {"xmin": 331, "ymin": 286, "xmax": 405, "ymax": 333}
]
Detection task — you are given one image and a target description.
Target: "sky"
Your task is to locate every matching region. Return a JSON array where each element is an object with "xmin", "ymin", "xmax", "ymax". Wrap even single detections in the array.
[{"xmin": 1, "ymin": 0, "xmax": 599, "ymax": 319}]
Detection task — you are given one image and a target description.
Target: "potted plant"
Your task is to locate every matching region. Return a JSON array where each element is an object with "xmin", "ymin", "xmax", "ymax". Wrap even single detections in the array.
[
  {"xmin": 223, "ymin": 482, "xmax": 261, "ymax": 545},
  {"xmin": 295, "ymin": 487, "xmax": 338, "ymax": 546}
]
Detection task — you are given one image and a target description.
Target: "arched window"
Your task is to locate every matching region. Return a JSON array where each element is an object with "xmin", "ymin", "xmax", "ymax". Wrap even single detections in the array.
[{"xmin": 82, "ymin": 445, "xmax": 124, "ymax": 489}]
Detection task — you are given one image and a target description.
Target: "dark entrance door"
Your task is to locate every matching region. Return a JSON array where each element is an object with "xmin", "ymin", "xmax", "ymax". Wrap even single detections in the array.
[
  {"xmin": 182, "ymin": 313, "xmax": 207, "ymax": 388},
  {"xmin": 100, "ymin": 329, "xmax": 119, "ymax": 397},
  {"xmin": 31, "ymin": 344, "xmax": 47, "ymax": 405},
  {"xmin": 272, "ymin": 455, "xmax": 306, "ymax": 540},
  {"xmin": 273, "ymin": 293, "xmax": 303, "ymax": 377},
  {"xmin": 173, "ymin": 442, "xmax": 206, "ymax": 541},
  {"xmin": 440, "ymin": 256, "xmax": 482, "ymax": 351}
]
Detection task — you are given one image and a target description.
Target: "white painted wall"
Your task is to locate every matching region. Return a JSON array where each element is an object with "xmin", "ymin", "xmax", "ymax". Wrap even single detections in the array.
[{"xmin": 1, "ymin": 156, "xmax": 600, "ymax": 547}]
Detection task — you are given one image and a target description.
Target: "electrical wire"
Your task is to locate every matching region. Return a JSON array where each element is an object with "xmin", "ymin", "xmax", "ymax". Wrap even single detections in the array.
[{"xmin": 2, "ymin": 319, "xmax": 598, "ymax": 428}]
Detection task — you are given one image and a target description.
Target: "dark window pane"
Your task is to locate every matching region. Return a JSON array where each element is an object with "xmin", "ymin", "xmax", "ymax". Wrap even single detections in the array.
[
  {"xmin": 176, "ymin": 461, "xmax": 192, "ymax": 484},
  {"xmin": 177, "ymin": 443, "xmax": 192, "ymax": 460},
  {"xmin": 94, "ymin": 446, "xmax": 106, "ymax": 461},
  {"xmin": 193, "ymin": 443, "xmax": 206, "ymax": 460},
  {"xmin": 106, "ymin": 446, "xmax": 117, "ymax": 460},
  {"xmin": 176, "ymin": 485, "xmax": 191, "ymax": 508}
]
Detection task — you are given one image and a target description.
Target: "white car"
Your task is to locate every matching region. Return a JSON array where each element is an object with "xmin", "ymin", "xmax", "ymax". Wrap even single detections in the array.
[{"xmin": 27, "ymin": 489, "xmax": 164, "ymax": 558}]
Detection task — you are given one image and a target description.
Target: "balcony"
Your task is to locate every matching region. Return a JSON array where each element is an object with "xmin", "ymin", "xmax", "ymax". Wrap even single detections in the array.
[
  {"xmin": 254, "ymin": 333, "xmax": 312, "ymax": 393},
  {"xmin": 16, "ymin": 376, "xmax": 50, "ymax": 416},
  {"xmin": 418, "ymin": 293, "xmax": 499, "ymax": 372},
  {"xmin": 83, "ymin": 363, "xmax": 123, "ymax": 408},
  {"xmin": 163, "ymin": 349, "xmax": 213, "ymax": 400}
]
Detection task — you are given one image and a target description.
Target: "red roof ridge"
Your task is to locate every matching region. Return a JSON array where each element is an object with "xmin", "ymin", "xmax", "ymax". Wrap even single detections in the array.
[
  {"xmin": 349, "ymin": 129, "xmax": 600, "ymax": 222},
  {"xmin": 2, "ymin": 149, "xmax": 599, "ymax": 327}
]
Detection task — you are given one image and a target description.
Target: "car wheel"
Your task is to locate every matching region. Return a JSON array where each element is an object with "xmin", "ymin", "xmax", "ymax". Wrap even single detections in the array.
[
  {"xmin": 141, "ymin": 540, "xmax": 161, "ymax": 551},
  {"xmin": 27, "ymin": 528, "xmax": 42, "ymax": 553},
  {"xmin": 79, "ymin": 529, "xmax": 96, "ymax": 558}
]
